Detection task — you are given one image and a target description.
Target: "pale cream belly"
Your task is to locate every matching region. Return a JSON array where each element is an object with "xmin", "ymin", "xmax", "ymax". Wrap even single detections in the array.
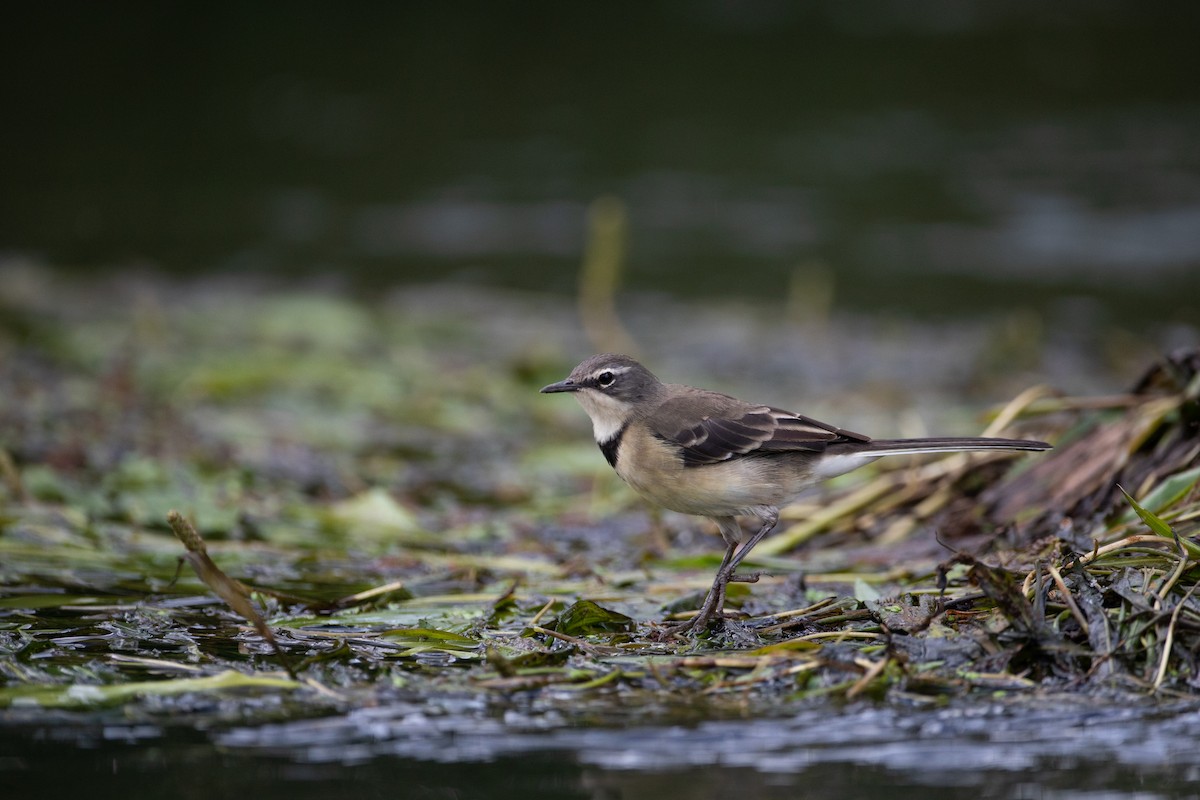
[{"xmin": 614, "ymin": 430, "xmax": 819, "ymax": 517}]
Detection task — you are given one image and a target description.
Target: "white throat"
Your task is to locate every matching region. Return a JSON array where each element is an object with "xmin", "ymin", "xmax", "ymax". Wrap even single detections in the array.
[{"xmin": 573, "ymin": 390, "xmax": 631, "ymax": 444}]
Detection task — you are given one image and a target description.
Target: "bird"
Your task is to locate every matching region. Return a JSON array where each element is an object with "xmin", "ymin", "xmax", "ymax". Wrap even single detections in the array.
[{"xmin": 541, "ymin": 353, "xmax": 1051, "ymax": 634}]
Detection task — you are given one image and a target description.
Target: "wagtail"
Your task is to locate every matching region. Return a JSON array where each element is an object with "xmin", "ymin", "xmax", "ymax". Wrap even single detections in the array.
[{"xmin": 541, "ymin": 353, "xmax": 1051, "ymax": 634}]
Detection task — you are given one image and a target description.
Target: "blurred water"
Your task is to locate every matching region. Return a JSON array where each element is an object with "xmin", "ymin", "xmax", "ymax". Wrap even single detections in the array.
[
  {"xmin": 2, "ymin": 2, "xmax": 1199, "ymax": 320},
  {"xmin": 6, "ymin": 700, "xmax": 1200, "ymax": 799}
]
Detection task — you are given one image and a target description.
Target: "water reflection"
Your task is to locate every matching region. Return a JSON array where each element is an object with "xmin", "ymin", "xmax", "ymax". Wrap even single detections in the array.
[
  {"xmin": 213, "ymin": 699, "xmax": 1200, "ymax": 783},
  {"xmin": 6, "ymin": 701, "xmax": 1200, "ymax": 799}
]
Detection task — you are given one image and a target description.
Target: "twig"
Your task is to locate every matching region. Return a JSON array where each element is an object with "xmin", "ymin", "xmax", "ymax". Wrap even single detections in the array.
[
  {"xmin": 1047, "ymin": 562, "xmax": 1090, "ymax": 637},
  {"xmin": 1154, "ymin": 582, "xmax": 1200, "ymax": 692},
  {"xmin": 847, "ymin": 655, "xmax": 889, "ymax": 699},
  {"xmin": 982, "ymin": 384, "xmax": 1056, "ymax": 436},
  {"xmin": 335, "ymin": 580, "xmax": 407, "ymax": 607},
  {"xmin": 166, "ymin": 510, "xmax": 297, "ymax": 679},
  {"xmin": 529, "ymin": 597, "xmax": 558, "ymax": 627},
  {"xmin": 528, "ymin": 624, "xmax": 586, "ymax": 646},
  {"xmin": 760, "ymin": 478, "xmax": 896, "ymax": 555}
]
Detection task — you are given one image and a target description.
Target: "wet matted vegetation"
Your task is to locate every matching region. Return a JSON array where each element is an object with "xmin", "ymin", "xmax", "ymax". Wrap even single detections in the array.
[{"xmin": 1, "ymin": 268, "xmax": 1199, "ymax": 770}]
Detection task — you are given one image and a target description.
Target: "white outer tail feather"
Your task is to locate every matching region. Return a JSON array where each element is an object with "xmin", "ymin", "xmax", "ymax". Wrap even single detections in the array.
[{"xmin": 812, "ymin": 438, "xmax": 1047, "ymax": 480}]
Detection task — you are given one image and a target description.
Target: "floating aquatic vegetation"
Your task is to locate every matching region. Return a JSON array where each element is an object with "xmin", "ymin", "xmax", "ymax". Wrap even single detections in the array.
[{"xmin": 1, "ymin": 272, "xmax": 1198, "ymax": 738}]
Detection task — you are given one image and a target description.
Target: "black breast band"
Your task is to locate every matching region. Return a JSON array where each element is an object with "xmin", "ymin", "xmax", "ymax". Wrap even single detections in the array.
[{"xmin": 597, "ymin": 423, "xmax": 628, "ymax": 468}]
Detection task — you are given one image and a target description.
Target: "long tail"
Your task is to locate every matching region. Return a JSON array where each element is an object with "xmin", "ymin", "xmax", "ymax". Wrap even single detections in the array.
[
  {"xmin": 812, "ymin": 436, "xmax": 1050, "ymax": 479},
  {"xmin": 858, "ymin": 437, "xmax": 1052, "ymax": 457}
]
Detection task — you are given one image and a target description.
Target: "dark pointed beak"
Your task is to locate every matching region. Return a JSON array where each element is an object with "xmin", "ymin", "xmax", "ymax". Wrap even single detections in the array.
[{"xmin": 540, "ymin": 378, "xmax": 579, "ymax": 393}]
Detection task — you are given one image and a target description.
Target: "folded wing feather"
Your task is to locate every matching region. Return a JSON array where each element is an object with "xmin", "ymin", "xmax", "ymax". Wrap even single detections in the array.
[{"xmin": 660, "ymin": 403, "xmax": 872, "ymax": 467}]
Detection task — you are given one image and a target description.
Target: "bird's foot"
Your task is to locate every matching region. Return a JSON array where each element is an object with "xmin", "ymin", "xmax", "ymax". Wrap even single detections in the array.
[
  {"xmin": 651, "ymin": 583, "xmax": 731, "ymax": 639},
  {"xmin": 652, "ymin": 605, "xmax": 760, "ymax": 640},
  {"xmin": 650, "ymin": 611, "xmax": 722, "ymax": 640}
]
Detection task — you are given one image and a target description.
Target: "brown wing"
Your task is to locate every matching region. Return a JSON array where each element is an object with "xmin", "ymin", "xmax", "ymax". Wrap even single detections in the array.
[{"xmin": 655, "ymin": 403, "xmax": 872, "ymax": 467}]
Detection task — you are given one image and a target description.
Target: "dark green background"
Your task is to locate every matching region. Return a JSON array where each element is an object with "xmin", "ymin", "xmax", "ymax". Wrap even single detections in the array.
[{"xmin": 3, "ymin": 2, "xmax": 1199, "ymax": 319}]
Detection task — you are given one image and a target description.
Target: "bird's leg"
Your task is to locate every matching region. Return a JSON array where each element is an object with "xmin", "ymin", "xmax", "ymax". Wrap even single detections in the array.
[
  {"xmin": 724, "ymin": 507, "xmax": 779, "ymax": 581},
  {"xmin": 667, "ymin": 542, "xmax": 739, "ymax": 633},
  {"xmin": 664, "ymin": 509, "xmax": 780, "ymax": 635}
]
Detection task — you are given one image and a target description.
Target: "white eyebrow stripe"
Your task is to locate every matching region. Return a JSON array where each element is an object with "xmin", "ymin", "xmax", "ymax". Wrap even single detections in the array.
[{"xmin": 590, "ymin": 365, "xmax": 633, "ymax": 380}]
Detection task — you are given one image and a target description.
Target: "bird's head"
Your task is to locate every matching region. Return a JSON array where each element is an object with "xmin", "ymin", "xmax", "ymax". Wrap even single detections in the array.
[{"xmin": 540, "ymin": 354, "xmax": 664, "ymax": 440}]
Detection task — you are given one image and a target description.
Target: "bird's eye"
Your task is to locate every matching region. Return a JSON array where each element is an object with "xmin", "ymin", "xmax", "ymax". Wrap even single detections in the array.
[{"xmin": 596, "ymin": 371, "xmax": 615, "ymax": 387}]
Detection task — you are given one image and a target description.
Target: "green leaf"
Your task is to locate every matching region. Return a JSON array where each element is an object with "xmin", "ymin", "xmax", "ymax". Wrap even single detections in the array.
[
  {"xmin": 0, "ymin": 670, "xmax": 299, "ymax": 709},
  {"xmin": 0, "ymin": 595, "xmax": 102, "ymax": 609},
  {"xmin": 1118, "ymin": 485, "xmax": 1200, "ymax": 559},
  {"xmin": 380, "ymin": 627, "xmax": 478, "ymax": 647},
  {"xmin": 1129, "ymin": 466, "xmax": 1200, "ymax": 517},
  {"xmin": 1120, "ymin": 485, "xmax": 1176, "ymax": 540},
  {"xmin": 748, "ymin": 639, "xmax": 821, "ymax": 655},
  {"xmin": 548, "ymin": 600, "xmax": 634, "ymax": 636}
]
